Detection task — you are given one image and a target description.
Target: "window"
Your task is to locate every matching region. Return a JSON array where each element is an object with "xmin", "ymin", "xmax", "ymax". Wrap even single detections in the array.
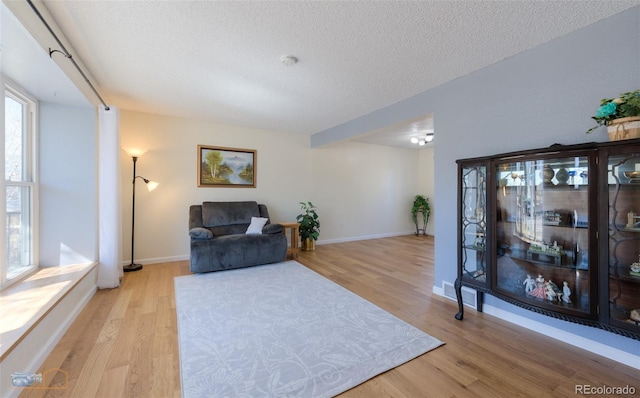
[{"xmin": 2, "ymin": 77, "xmax": 38, "ymax": 288}]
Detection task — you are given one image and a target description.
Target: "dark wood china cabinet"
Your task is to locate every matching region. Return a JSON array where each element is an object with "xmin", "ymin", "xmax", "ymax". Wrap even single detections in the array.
[{"xmin": 455, "ymin": 139, "xmax": 640, "ymax": 340}]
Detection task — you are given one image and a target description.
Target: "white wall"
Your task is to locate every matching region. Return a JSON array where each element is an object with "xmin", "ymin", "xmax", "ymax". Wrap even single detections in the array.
[
  {"xmin": 39, "ymin": 102, "xmax": 97, "ymax": 266},
  {"xmin": 311, "ymin": 141, "xmax": 419, "ymax": 243},
  {"xmin": 120, "ymin": 111, "xmax": 426, "ymax": 263},
  {"xmin": 120, "ymin": 111, "xmax": 311, "ymax": 263}
]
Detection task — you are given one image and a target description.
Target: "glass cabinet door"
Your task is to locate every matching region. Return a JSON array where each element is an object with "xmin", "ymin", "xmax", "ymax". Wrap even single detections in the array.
[
  {"xmin": 459, "ymin": 163, "xmax": 488, "ymax": 288},
  {"xmin": 494, "ymin": 155, "xmax": 593, "ymax": 317},
  {"xmin": 606, "ymin": 151, "xmax": 640, "ymax": 334}
]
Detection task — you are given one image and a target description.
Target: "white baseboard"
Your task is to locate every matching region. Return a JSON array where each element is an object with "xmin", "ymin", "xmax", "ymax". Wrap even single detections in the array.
[
  {"xmin": 431, "ymin": 287, "xmax": 640, "ymax": 370},
  {"xmin": 318, "ymin": 231, "xmax": 416, "ymax": 245},
  {"xmin": 122, "ymin": 254, "xmax": 189, "ymax": 266},
  {"xmin": 129, "ymin": 233, "xmax": 423, "ymax": 266},
  {"xmin": 482, "ymin": 304, "xmax": 640, "ymax": 370}
]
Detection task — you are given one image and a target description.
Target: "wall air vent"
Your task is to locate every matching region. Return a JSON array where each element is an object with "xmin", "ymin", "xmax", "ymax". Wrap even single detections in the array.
[{"xmin": 442, "ymin": 281, "xmax": 478, "ymax": 310}]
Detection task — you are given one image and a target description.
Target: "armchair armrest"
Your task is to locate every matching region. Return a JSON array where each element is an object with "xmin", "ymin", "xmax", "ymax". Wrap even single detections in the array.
[
  {"xmin": 189, "ymin": 205, "xmax": 205, "ymax": 230},
  {"xmin": 189, "ymin": 227, "xmax": 213, "ymax": 240},
  {"xmin": 263, "ymin": 223, "xmax": 283, "ymax": 235}
]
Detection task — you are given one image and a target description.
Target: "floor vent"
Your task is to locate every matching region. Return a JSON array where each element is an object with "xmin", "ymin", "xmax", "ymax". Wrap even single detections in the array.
[{"xmin": 442, "ymin": 281, "xmax": 478, "ymax": 310}]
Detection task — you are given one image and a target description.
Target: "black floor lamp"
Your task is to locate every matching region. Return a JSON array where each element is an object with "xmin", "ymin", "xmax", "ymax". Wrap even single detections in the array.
[{"xmin": 124, "ymin": 155, "xmax": 159, "ymax": 272}]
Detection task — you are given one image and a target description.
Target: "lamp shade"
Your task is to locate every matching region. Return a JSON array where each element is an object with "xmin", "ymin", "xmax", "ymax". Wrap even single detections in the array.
[
  {"xmin": 123, "ymin": 147, "xmax": 147, "ymax": 158},
  {"xmin": 146, "ymin": 180, "xmax": 159, "ymax": 192}
]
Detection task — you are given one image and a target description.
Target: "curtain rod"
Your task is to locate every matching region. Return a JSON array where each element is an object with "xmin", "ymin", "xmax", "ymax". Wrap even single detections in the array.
[{"xmin": 25, "ymin": 0, "xmax": 110, "ymax": 111}]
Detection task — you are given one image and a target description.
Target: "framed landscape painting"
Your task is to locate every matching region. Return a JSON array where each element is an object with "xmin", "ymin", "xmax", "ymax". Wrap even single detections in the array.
[{"xmin": 197, "ymin": 145, "xmax": 256, "ymax": 188}]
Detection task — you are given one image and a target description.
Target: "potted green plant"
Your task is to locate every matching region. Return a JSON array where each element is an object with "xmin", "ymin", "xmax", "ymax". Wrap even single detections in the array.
[
  {"xmin": 586, "ymin": 89, "xmax": 640, "ymax": 140},
  {"xmin": 296, "ymin": 201, "xmax": 320, "ymax": 251},
  {"xmin": 411, "ymin": 195, "xmax": 431, "ymax": 236}
]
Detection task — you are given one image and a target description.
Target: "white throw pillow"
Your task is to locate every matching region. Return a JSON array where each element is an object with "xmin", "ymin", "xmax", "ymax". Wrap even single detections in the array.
[{"xmin": 246, "ymin": 217, "xmax": 268, "ymax": 234}]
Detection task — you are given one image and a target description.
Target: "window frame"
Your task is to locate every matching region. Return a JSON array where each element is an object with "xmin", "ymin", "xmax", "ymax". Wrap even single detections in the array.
[{"xmin": 2, "ymin": 75, "xmax": 39, "ymax": 289}]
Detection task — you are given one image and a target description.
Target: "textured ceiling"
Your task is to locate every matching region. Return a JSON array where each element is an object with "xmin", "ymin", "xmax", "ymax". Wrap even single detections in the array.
[{"xmin": 14, "ymin": 1, "xmax": 640, "ymax": 147}]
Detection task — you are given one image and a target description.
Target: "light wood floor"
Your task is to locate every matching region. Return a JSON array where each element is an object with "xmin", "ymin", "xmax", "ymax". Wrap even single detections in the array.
[{"xmin": 21, "ymin": 235, "xmax": 638, "ymax": 397}]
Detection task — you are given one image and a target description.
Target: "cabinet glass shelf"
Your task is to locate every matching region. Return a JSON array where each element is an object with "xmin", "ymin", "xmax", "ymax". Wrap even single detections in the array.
[{"xmin": 495, "ymin": 155, "xmax": 591, "ymax": 316}]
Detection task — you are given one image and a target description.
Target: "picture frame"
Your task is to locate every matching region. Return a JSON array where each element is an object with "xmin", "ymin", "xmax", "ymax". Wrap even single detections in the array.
[{"xmin": 197, "ymin": 145, "xmax": 256, "ymax": 188}]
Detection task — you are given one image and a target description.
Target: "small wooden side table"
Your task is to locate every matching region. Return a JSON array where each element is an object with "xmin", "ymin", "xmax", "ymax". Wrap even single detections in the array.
[{"xmin": 281, "ymin": 222, "xmax": 300, "ymax": 259}]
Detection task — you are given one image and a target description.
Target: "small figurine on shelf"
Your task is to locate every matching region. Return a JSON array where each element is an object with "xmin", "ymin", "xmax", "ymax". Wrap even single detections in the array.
[
  {"xmin": 545, "ymin": 280, "xmax": 563, "ymax": 302},
  {"xmin": 630, "ymin": 309, "xmax": 640, "ymax": 324},
  {"xmin": 473, "ymin": 232, "xmax": 485, "ymax": 249},
  {"xmin": 527, "ymin": 274, "xmax": 547, "ymax": 299},
  {"xmin": 579, "ymin": 170, "xmax": 588, "ymax": 184},
  {"xmin": 545, "ymin": 282, "xmax": 558, "ymax": 301},
  {"xmin": 630, "ymin": 255, "xmax": 640, "ymax": 276},
  {"xmin": 562, "ymin": 281, "xmax": 572, "ymax": 303},
  {"xmin": 472, "ymin": 270, "xmax": 486, "ymax": 282},
  {"xmin": 523, "ymin": 274, "xmax": 536, "ymax": 292}
]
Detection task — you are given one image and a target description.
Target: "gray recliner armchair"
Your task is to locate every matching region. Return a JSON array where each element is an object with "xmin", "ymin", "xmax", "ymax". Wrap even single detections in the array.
[{"xmin": 188, "ymin": 201, "xmax": 288, "ymax": 273}]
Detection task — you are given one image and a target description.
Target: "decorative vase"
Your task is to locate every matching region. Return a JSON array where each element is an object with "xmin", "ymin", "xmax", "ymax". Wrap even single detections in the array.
[
  {"xmin": 542, "ymin": 164, "xmax": 555, "ymax": 185},
  {"xmin": 555, "ymin": 167, "xmax": 569, "ymax": 185},
  {"xmin": 301, "ymin": 238, "xmax": 316, "ymax": 251},
  {"xmin": 607, "ymin": 116, "xmax": 640, "ymax": 141}
]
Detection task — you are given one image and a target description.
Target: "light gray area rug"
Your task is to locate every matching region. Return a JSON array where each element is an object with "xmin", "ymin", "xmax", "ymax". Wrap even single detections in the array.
[{"xmin": 174, "ymin": 261, "xmax": 444, "ymax": 397}]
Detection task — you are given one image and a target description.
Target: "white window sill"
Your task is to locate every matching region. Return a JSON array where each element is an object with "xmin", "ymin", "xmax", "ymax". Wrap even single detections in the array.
[{"xmin": 0, "ymin": 262, "xmax": 97, "ymax": 361}]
